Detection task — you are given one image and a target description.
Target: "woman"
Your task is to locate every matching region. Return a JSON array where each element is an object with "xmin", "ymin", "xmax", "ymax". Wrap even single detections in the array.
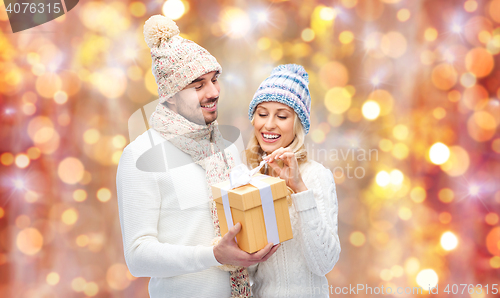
[{"xmin": 245, "ymin": 64, "xmax": 341, "ymax": 297}]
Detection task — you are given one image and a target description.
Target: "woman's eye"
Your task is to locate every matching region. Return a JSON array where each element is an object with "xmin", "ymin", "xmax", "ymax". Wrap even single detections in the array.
[
  {"xmin": 278, "ymin": 116, "xmax": 287, "ymax": 119},
  {"xmin": 258, "ymin": 114, "xmax": 267, "ymax": 117}
]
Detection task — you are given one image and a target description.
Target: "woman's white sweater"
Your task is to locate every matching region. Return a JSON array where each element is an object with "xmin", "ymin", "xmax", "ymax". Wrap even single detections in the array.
[{"xmin": 250, "ymin": 160, "xmax": 341, "ymax": 298}]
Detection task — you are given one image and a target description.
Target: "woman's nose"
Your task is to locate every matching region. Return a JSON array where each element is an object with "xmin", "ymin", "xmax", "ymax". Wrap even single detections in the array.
[{"xmin": 264, "ymin": 116, "xmax": 276, "ymax": 130}]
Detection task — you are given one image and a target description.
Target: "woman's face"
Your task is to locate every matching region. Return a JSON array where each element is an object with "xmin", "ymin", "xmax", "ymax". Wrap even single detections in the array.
[{"xmin": 253, "ymin": 102, "xmax": 295, "ymax": 154}]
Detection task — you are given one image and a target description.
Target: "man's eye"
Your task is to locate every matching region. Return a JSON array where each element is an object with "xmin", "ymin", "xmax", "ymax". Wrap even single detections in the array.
[{"xmin": 195, "ymin": 84, "xmax": 203, "ymax": 90}]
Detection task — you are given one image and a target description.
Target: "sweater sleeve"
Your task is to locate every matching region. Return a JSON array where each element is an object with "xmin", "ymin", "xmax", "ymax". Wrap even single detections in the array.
[
  {"xmin": 290, "ymin": 166, "xmax": 341, "ymax": 276},
  {"xmin": 116, "ymin": 147, "xmax": 220, "ymax": 278}
]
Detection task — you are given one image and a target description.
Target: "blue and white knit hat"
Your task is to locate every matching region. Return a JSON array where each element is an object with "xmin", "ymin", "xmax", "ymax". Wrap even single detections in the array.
[{"xmin": 248, "ymin": 64, "xmax": 311, "ymax": 134}]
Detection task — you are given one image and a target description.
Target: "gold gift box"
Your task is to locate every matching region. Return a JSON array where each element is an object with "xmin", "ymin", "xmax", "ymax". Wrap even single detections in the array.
[{"xmin": 211, "ymin": 175, "xmax": 293, "ymax": 253}]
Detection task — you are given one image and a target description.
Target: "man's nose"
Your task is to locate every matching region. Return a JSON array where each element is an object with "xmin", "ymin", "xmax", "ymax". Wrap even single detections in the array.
[{"xmin": 206, "ymin": 81, "xmax": 219, "ymax": 99}]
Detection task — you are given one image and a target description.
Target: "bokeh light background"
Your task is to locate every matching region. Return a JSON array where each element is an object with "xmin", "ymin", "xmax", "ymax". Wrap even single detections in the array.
[{"xmin": 1, "ymin": 0, "xmax": 500, "ymax": 297}]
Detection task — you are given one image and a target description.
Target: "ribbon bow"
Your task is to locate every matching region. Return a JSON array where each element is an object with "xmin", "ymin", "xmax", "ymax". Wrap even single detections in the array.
[{"xmin": 229, "ymin": 160, "xmax": 267, "ymax": 189}]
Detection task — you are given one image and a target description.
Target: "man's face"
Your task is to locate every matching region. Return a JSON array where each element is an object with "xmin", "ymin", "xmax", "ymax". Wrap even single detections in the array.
[{"xmin": 169, "ymin": 71, "xmax": 220, "ymax": 125}]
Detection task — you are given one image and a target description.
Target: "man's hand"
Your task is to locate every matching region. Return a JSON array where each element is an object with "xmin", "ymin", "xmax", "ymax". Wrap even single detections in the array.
[{"xmin": 213, "ymin": 222, "xmax": 280, "ymax": 267}]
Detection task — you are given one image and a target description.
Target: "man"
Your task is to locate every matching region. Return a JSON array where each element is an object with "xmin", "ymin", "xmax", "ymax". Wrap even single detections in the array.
[{"xmin": 116, "ymin": 15, "xmax": 278, "ymax": 298}]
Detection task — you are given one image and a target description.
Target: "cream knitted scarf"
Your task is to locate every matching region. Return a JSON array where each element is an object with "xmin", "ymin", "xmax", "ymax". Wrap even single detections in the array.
[{"xmin": 150, "ymin": 103, "xmax": 251, "ymax": 298}]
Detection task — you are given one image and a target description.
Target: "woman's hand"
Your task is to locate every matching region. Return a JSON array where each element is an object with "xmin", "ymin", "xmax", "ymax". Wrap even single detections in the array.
[{"xmin": 263, "ymin": 147, "xmax": 308, "ymax": 193}]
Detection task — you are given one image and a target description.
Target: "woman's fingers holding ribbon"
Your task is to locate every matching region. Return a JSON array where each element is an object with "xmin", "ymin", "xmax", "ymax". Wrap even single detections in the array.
[
  {"xmin": 263, "ymin": 147, "xmax": 288, "ymax": 163},
  {"xmin": 265, "ymin": 148, "xmax": 308, "ymax": 193}
]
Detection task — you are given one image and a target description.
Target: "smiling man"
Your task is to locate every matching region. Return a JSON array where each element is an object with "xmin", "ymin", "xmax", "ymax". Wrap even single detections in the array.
[
  {"xmin": 164, "ymin": 71, "xmax": 221, "ymax": 125},
  {"xmin": 116, "ymin": 15, "xmax": 278, "ymax": 298}
]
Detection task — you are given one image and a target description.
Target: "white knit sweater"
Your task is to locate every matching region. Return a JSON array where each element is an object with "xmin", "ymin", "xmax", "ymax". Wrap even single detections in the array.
[
  {"xmin": 250, "ymin": 160, "xmax": 341, "ymax": 298},
  {"xmin": 116, "ymin": 129, "xmax": 241, "ymax": 298}
]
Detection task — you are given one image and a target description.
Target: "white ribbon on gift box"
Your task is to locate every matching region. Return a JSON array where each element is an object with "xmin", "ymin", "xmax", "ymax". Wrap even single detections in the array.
[{"xmin": 219, "ymin": 161, "xmax": 280, "ymax": 245}]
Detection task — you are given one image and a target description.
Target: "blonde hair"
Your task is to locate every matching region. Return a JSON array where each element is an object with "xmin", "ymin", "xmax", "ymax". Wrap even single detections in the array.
[{"xmin": 245, "ymin": 112, "xmax": 308, "ymax": 174}]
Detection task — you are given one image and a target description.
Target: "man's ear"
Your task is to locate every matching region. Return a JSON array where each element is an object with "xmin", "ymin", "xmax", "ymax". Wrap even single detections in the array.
[{"xmin": 165, "ymin": 95, "xmax": 176, "ymax": 105}]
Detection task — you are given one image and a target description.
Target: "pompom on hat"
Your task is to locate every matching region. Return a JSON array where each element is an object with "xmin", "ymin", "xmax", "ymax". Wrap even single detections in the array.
[
  {"xmin": 144, "ymin": 15, "xmax": 222, "ymax": 103},
  {"xmin": 248, "ymin": 64, "xmax": 312, "ymax": 134}
]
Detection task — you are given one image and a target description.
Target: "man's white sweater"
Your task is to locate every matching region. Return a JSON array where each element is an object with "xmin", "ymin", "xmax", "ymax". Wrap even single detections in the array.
[{"xmin": 116, "ymin": 129, "xmax": 241, "ymax": 298}]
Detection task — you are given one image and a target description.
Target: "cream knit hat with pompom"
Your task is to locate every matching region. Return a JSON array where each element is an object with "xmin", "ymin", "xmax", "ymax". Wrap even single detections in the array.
[{"xmin": 144, "ymin": 15, "xmax": 222, "ymax": 103}]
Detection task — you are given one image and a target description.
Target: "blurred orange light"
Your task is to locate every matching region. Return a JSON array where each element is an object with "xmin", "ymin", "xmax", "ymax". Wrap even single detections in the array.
[
  {"xmin": 438, "ymin": 188, "xmax": 454, "ymax": 203},
  {"xmin": 71, "ymin": 277, "xmax": 86, "ymax": 292},
  {"xmin": 27, "ymin": 147, "xmax": 41, "ymax": 160},
  {"xmin": 129, "ymin": 2, "xmax": 146, "ymax": 17},
  {"xmin": 1, "ymin": 152, "xmax": 14, "ymax": 166},
  {"xmin": 349, "ymin": 231, "xmax": 366, "ymax": 247},
  {"xmin": 431, "ymin": 63, "xmax": 458, "ymax": 91},
  {"xmin": 379, "ymin": 139, "xmax": 393, "ymax": 152},
  {"xmin": 301, "ymin": 28, "xmax": 315, "ymax": 42},
  {"xmin": 97, "ymin": 188, "xmax": 112, "ymax": 202},
  {"xmin": 46, "ymin": 272, "xmax": 60, "ymax": 286},
  {"xmin": 463, "ymin": 85, "xmax": 488, "ymax": 110},
  {"xmin": 465, "ymin": 47, "xmax": 494, "ymax": 78},
  {"xmin": 489, "ymin": 0, "xmax": 500, "ymax": 23},
  {"xmin": 464, "ymin": 0, "xmax": 478, "ymax": 12},
  {"xmin": 486, "ymin": 227, "xmax": 500, "ymax": 256},
  {"xmin": 61, "ymin": 208, "xmax": 78, "ymax": 225},
  {"xmin": 58, "ymin": 157, "xmax": 85, "ymax": 184},
  {"xmin": 491, "ymin": 256, "xmax": 500, "ymax": 269},
  {"xmin": 73, "ymin": 189, "xmax": 87, "ymax": 202},
  {"xmin": 339, "ymin": 31, "xmax": 354, "ymax": 44},
  {"xmin": 492, "ymin": 139, "xmax": 500, "ymax": 153},
  {"xmin": 107, "ymin": 263, "xmax": 132, "ymax": 290},
  {"xmin": 440, "ymin": 146, "xmax": 470, "ymax": 176},
  {"xmin": 398, "ymin": 207, "xmax": 412, "ymax": 220},
  {"xmin": 325, "ymin": 87, "xmax": 351, "ymax": 114},
  {"xmin": 397, "ymin": 9, "xmax": 410, "ymax": 22},
  {"xmin": 424, "ymin": 28, "xmax": 438, "ymax": 41},
  {"xmin": 410, "ymin": 187, "xmax": 426, "ymax": 203},
  {"xmin": 341, "ymin": 0, "xmax": 357, "ymax": 8},
  {"xmin": 433, "ymin": 107, "xmax": 446, "ymax": 119},
  {"xmin": 16, "ymin": 228, "xmax": 43, "ymax": 255},
  {"xmin": 478, "ymin": 30, "xmax": 492, "ymax": 44},
  {"xmin": 76, "ymin": 235, "xmax": 89, "ymax": 247},
  {"xmin": 392, "ymin": 143, "xmax": 409, "ymax": 160},
  {"xmin": 36, "ymin": 73, "xmax": 62, "ymax": 98},
  {"xmin": 22, "ymin": 103, "xmax": 36, "ymax": 115},
  {"xmin": 381, "ymin": 31, "xmax": 407, "ymax": 58},
  {"xmin": 485, "ymin": 213, "xmax": 499, "ymax": 225},
  {"xmin": 467, "ymin": 111, "xmax": 497, "ymax": 142}
]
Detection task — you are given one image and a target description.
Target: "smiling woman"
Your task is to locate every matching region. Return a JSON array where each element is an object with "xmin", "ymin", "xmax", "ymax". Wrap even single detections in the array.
[{"xmin": 245, "ymin": 64, "xmax": 341, "ymax": 298}]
